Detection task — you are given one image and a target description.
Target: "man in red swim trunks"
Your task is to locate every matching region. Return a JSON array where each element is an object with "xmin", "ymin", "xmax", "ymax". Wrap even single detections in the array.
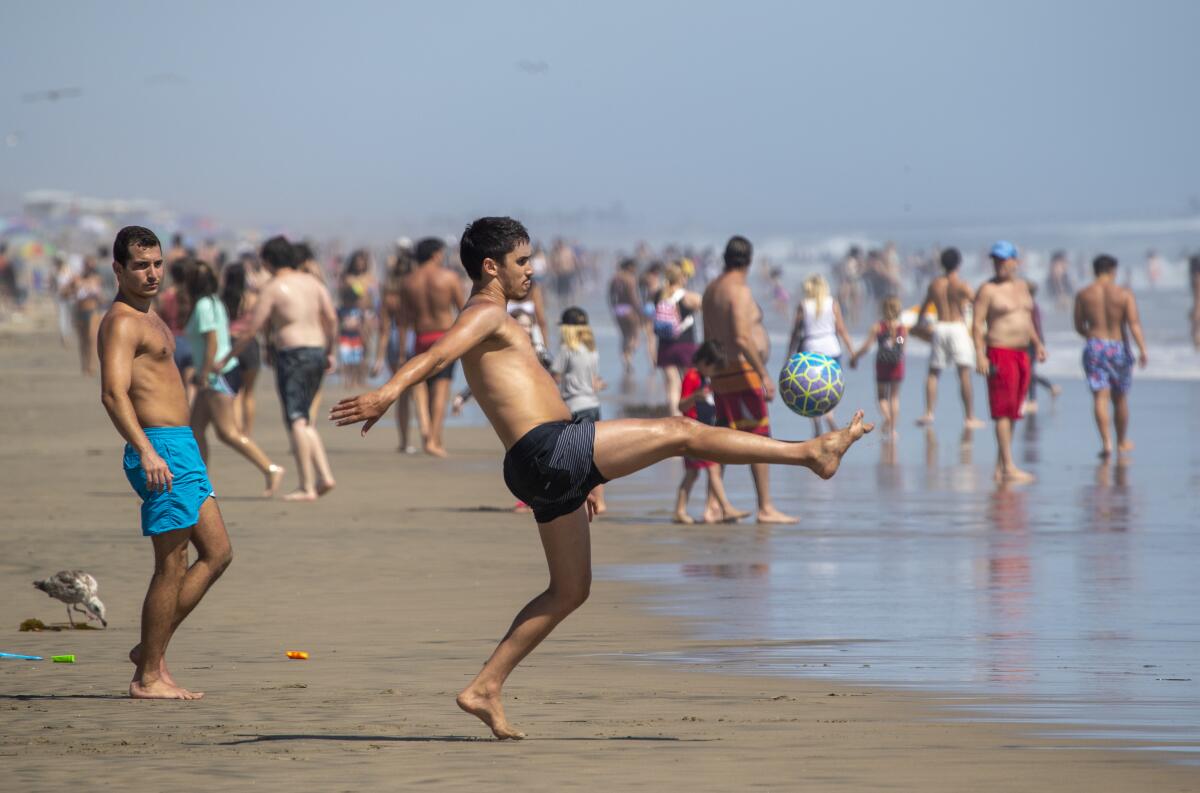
[
  {"xmin": 401, "ymin": 238, "xmax": 464, "ymax": 456},
  {"xmin": 972, "ymin": 241, "xmax": 1046, "ymax": 483}
]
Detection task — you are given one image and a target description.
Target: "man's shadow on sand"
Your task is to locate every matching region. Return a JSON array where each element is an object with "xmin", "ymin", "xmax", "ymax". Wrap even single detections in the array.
[
  {"xmin": 216, "ymin": 733, "xmax": 705, "ymax": 746},
  {"xmin": 1, "ymin": 693, "xmax": 127, "ymax": 701}
]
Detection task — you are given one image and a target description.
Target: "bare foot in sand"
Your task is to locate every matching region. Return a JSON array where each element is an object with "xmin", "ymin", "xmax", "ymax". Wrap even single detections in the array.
[
  {"xmin": 964, "ymin": 417, "xmax": 986, "ymax": 430},
  {"xmin": 456, "ymin": 685, "xmax": 524, "ymax": 740},
  {"xmin": 915, "ymin": 414, "xmax": 934, "ymax": 427},
  {"xmin": 674, "ymin": 511, "xmax": 696, "ymax": 525},
  {"xmin": 129, "ymin": 645, "xmax": 177, "ymax": 687},
  {"xmin": 809, "ymin": 409, "xmax": 874, "ymax": 480},
  {"xmin": 722, "ymin": 506, "xmax": 750, "ymax": 522},
  {"xmin": 757, "ymin": 507, "xmax": 799, "ymax": 524},
  {"xmin": 130, "ymin": 677, "xmax": 203, "ymax": 700},
  {"xmin": 264, "ymin": 464, "xmax": 285, "ymax": 497},
  {"xmin": 317, "ymin": 478, "xmax": 336, "ymax": 497},
  {"xmin": 1098, "ymin": 447, "xmax": 1112, "ymax": 459},
  {"xmin": 424, "ymin": 441, "xmax": 448, "ymax": 458},
  {"xmin": 283, "ymin": 489, "xmax": 318, "ymax": 502}
]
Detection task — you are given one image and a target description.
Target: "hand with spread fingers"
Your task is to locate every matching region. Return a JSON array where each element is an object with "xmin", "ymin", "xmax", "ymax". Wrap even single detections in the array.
[{"xmin": 330, "ymin": 389, "xmax": 393, "ymax": 435}]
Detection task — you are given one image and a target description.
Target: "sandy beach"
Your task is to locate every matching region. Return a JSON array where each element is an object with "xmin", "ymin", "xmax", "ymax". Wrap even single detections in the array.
[{"xmin": 2, "ymin": 310, "xmax": 1196, "ymax": 791}]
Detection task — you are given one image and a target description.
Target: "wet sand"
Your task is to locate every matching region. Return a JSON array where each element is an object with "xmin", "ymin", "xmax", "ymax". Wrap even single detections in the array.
[{"xmin": 1, "ymin": 310, "xmax": 1196, "ymax": 790}]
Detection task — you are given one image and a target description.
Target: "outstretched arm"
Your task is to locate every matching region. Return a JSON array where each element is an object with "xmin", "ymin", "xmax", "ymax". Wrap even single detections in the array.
[
  {"xmin": 972, "ymin": 285, "xmax": 992, "ymax": 376},
  {"xmin": 99, "ymin": 316, "xmax": 173, "ymax": 492},
  {"xmin": 330, "ymin": 301, "xmax": 504, "ymax": 434}
]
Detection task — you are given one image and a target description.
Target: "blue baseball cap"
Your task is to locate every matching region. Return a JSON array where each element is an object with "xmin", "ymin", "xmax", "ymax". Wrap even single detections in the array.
[{"xmin": 990, "ymin": 240, "xmax": 1018, "ymax": 260}]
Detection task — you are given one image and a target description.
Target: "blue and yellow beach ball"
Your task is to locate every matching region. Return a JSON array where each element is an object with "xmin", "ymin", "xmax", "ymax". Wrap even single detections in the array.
[{"xmin": 779, "ymin": 352, "xmax": 845, "ymax": 417}]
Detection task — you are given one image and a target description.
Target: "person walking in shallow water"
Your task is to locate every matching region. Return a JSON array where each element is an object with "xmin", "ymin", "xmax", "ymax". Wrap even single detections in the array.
[
  {"xmin": 99, "ymin": 226, "xmax": 233, "ymax": 700},
  {"xmin": 332, "ymin": 217, "xmax": 871, "ymax": 739},
  {"xmin": 1073, "ymin": 254, "xmax": 1148, "ymax": 458},
  {"xmin": 972, "ymin": 241, "xmax": 1046, "ymax": 484}
]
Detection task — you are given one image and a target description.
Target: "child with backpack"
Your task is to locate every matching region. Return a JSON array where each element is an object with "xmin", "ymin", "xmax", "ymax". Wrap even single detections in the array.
[
  {"xmin": 850, "ymin": 295, "xmax": 906, "ymax": 439},
  {"xmin": 674, "ymin": 341, "xmax": 748, "ymax": 524}
]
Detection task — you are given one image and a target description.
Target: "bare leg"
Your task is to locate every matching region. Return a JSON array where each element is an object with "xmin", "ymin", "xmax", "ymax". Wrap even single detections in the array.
[
  {"xmin": 130, "ymin": 498, "xmax": 232, "ymax": 688},
  {"xmin": 428, "ymin": 378, "xmax": 452, "ymax": 455},
  {"xmin": 206, "ymin": 391, "xmax": 282, "ymax": 496},
  {"xmin": 1092, "ymin": 389, "xmax": 1113, "ymax": 457},
  {"xmin": 285, "ymin": 418, "xmax": 318, "ymax": 500},
  {"xmin": 1112, "ymin": 390, "xmax": 1133, "ymax": 454},
  {"xmin": 189, "ymin": 392, "xmax": 212, "ymax": 462},
  {"xmin": 235, "ymin": 367, "xmax": 258, "ymax": 435},
  {"xmin": 457, "ymin": 508, "xmax": 592, "ymax": 739},
  {"xmin": 706, "ymin": 466, "xmax": 745, "ymax": 521},
  {"xmin": 662, "ymin": 365, "xmax": 682, "ymax": 416},
  {"xmin": 411, "ymin": 382, "xmax": 440, "ymax": 456},
  {"xmin": 305, "ymin": 423, "xmax": 336, "ymax": 494},
  {"xmin": 131, "ymin": 529, "xmax": 202, "ymax": 700},
  {"xmin": 916, "ymin": 369, "xmax": 937, "ymax": 425},
  {"xmin": 395, "ymin": 391, "xmax": 414, "ymax": 452},
  {"xmin": 675, "ymin": 468, "xmax": 699, "ymax": 523},
  {"xmin": 959, "ymin": 366, "xmax": 984, "ymax": 428},
  {"xmin": 994, "ymin": 417, "xmax": 1034, "ymax": 482},
  {"xmin": 876, "ymin": 382, "xmax": 892, "ymax": 436},
  {"xmin": 889, "ymin": 383, "xmax": 901, "ymax": 438},
  {"xmin": 594, "ymin": 412, "xmax": 872, "ymax": 484}
]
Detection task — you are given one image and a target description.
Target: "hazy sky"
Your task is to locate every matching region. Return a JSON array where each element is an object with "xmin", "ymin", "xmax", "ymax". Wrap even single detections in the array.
[{"xmin": 3, "ymin": 1, "xmax": 1198, "ymax": 240}]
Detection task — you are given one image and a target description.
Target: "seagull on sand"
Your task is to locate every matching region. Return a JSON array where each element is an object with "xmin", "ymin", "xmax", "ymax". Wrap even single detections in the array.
[{"xmin": 33, "ymin": 571, "xmax": 107, "ymax": 628}]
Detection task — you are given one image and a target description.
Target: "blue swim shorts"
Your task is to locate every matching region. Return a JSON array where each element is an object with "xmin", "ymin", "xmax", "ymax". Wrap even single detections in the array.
[
  {"xmin": 123, "ymin": 426, "xmax": 214, "ymax": 536},
  {"xmin": 1082, "ymin": 338, "xmax": 1133, "ymax": 394}
]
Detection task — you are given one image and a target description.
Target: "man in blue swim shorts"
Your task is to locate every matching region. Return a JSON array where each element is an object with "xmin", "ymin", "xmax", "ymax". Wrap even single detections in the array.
[
  {"xmin": 98, "ymin": 226, "xmax": 233, "ymax": 700},
  {"xmin": 1074, "ymin": 254, "xmax": 1149, "ymax": 458},
  {"xmin": 331, "ymin": 217, "xmax": 874, "ymax": 740}
]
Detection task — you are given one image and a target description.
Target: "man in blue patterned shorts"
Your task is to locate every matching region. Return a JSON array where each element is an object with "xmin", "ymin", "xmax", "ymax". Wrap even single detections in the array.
[{"xmin": 1074, "ymin": 254, "xmax": 1149, "ymax": 458}]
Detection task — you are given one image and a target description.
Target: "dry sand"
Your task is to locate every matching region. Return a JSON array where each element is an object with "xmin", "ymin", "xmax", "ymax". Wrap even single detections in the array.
[{"xmin": 1, "ymin": 313, "xmax": 1195, "ymax": 791}]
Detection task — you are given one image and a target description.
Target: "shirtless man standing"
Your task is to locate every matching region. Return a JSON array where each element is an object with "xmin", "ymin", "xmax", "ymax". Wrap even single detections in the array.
[
  {"xmin": 914, "ymin": 247, "xmax": 985, "ymax": 430},
  {"xmin": 332, "ymin": 218, "xmax": 870, "ymax": 739},
  {"xmin": 226, "ymin": 236, "xmax": 337, "ymax": 500},
  {"xmin": 98, "ymin": 226, "xmax": 233, "ymax": 700},
  {"xmin": 972, "ymin": 241, "xmax": 1046, "ymax": 483},
  {"xmin": 1073, "ymin": 255, "xmax": 1148, "ymax": 457},
  {"xmin": 401, "ymin": 237, "xmax": 464, "ymax": 457},
  {"xmin": 702, "ymin": 236, "xmax": 796, "ymax": 524}
]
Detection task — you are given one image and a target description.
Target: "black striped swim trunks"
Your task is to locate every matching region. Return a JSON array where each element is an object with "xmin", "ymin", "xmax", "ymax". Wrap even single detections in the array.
[{"xmin": 503, "ymin": 417, "xmax": 609, "ymax": 523}]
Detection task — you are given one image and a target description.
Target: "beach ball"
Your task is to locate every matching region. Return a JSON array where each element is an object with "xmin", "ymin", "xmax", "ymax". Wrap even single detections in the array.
[{"xmin": 779, "ymin": 352, "xmax": 844, "ymax": 417}]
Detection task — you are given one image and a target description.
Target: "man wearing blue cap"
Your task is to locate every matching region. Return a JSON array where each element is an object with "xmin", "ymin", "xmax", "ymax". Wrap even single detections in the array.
[{"xmin": 972, "ymin": 241, "xmax": 1046, "ymax": 483}]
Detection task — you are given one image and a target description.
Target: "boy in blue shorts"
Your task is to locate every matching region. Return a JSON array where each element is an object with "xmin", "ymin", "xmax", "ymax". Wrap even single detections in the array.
[{"xmin": 98, "ymin": 226, "xmax": 233, "ymax": 700}]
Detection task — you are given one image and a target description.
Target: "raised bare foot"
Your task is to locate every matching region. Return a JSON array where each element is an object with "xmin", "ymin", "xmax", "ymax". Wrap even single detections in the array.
[
  {"xmin": 915, "ymin": 414, "xmax": 934, "ymax": 427},
  {"xmin": 456, "ymin": 686, "xmax": 525, "ymax": 740},
  {"xmin": 424, "ymin": 441, "xmax": 448, "ymax": 458},
  {"xmin": 757, "ymin": 507, "xmax": 799, "ymax": 524},
  {"xmin": 721, "ymin": 506, "xmax": 751, "ymax": 521},
  {"xmin": 809, "ymin": 410, "xmax": 874, "ymax": 480},
  {"xmin": 129, "ymin": 645, "xmax": 178, "ymax": 687},
  {"xmin": 264, "ymin": 464, "xmax": 286, "ymax": 497},
  {"xmin": 283, "ymin": 489, "xmax": 318, "ymax": 502},
  {"xmin": 964, "ymin": 417, "xmax": 986, "ymax": 429},
  {"xmin": 1117, "ymin": 440, "xmax": 1134, "ymax": 455},
  {"xmin": 673, "ymin": 511, "xmax": 696, "ymax": 525},
  {"xmin": 316, "ymin": 478, "xmax": 336, "ymax": 497},
  {"xmin": 130, "ymin": 677, "xmax": 203, "ymax": 700}
]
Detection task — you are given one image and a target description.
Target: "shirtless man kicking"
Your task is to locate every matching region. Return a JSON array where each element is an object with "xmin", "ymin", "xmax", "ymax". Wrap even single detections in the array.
[
  {"xmin": 331, "ymin": 218, "xmax": 871, "ymax": 739},
  {"xmin": 972, "ymin": 241, "xmax": 1046, "ymax": 484},
  {"xmin": 98, "ymin": 226, "xmax": 233, "ymax": 699},
  {"xmin": 914, "ymin": 247, "xmax": 985, "ymax": 430},
  {"xmin": 226, "ymin": 236, "xmax": 337, "ymax": 500},
  {"xmin": 1073, "ymin": 254, "xmax": 1148, "ymax": 458},
  {"xmin": 401, "ymin": 237, "xmax": 464, "ymax": 457},
  {"xmin": 701, "ymin": 236, "xmax": 796, "ymax": 524}
]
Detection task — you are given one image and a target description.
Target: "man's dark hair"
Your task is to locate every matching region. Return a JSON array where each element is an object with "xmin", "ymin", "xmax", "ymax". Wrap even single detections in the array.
[
  {"xmin": 723, "ymin": 236, "xmax": 753, "ymax": 271},
  {"xmin": 693, "ymin": 339, "xmax": 727, "ymax": 368},
  {"xmin": 415, "ymin": 237, "xmax": 446, "ymax": 264},
  {"xmin": 261, "ymin": 235, "xmax": 297, "ymax": 270},
  {"xmin": 112, "ymin": 226, "xmax": 162, "ymax": 267},
  {"xmin": 1093, "ymin": 254, "xmax": 1118, "ymax": 276},
  {"xmin": 1051, "ymin": 249, "xmax": 1068, "ymax": 263},
  {"xmin": 293, "ymin": 241, "xmax": 315, "ymax": 264},
  {"xmin": 459, "ymin": 217, "xmax": 529, "ymax": 281},
  {"xmin": 940, "ymin": 247, "xmax": 961, "ymax": 272},
  {"xmin": 619, "ymin": 257, "xmax": 637, "ymax": 272}
]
